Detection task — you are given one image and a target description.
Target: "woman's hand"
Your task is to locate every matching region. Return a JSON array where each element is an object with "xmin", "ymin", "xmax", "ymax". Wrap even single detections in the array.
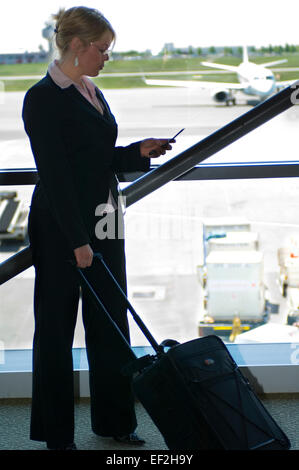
[
  {"xmin": 140, "ymin": 138, "xmax": 174, "ymax": 158},
  {"xmin": 74, "ymin": 244, "xmax": 93, "ymax": 268}
]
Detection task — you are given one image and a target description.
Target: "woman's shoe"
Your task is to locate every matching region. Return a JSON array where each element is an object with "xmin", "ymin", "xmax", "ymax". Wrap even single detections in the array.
[{"xmin": 113, "ymin": 432, "xmax": 145, "ymax": 446}]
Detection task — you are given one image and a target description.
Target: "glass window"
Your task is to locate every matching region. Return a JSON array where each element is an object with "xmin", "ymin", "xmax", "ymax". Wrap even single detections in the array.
[
  {"xmin": 1, "ymin": 2, "xmax": 299, "ymax": 170},
  {"xmin": 3, "ymin": 177, "xmax": 299, "ymax": 354},
  {"xmin": 1, "ymin": 1, "xmax": 299, "ymax": 378}
]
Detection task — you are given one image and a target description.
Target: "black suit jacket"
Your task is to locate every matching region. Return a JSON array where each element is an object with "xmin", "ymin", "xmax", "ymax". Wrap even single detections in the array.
[{"xmin": 22, "ymin": 73, "xmax": 150, "ymax": 250}]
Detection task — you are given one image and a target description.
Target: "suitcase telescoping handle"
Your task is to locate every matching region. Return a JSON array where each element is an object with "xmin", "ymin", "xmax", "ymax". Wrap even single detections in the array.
[{"xmin": 76, "ymin": 252, "xmax": 164, "ymax": 357}]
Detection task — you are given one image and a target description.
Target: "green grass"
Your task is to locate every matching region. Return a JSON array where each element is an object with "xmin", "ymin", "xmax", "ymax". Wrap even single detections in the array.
[
  {"xmin": 93, "ymin": 76, "xmax": 147, "ymax": 88},
  {"xmin": 2, "ymin": 79, "xmax": 42, "ymax": 92},
  {"xmin": 1, "ymin": 54, "xmax": 299, "ymax": 92},
  {"xmin": 0, "ymin": 62, "xmax": 48, "ymax": 76}
]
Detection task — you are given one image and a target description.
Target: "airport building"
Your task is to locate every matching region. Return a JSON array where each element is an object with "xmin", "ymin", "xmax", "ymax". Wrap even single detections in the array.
[{"xmin": 0, "ymin": 51, "xmax": 48, "ymax": 65}]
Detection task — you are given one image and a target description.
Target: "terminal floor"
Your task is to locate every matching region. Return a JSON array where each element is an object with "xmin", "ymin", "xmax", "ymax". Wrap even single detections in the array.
[{"xmin": 0, "ymin": 394, "xmax": 298, "ymax": 451}]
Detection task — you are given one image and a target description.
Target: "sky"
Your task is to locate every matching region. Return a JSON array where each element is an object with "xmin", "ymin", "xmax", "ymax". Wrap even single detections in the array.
[{"xmin": 1, "ymin": 0, "xmax": 299, "ymax": 55}]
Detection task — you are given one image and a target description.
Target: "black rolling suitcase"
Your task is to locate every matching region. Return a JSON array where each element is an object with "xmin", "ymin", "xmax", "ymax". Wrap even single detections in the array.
[{"xmin": 77, "ymin": 253, "xmax": 291, "ymax": 451}]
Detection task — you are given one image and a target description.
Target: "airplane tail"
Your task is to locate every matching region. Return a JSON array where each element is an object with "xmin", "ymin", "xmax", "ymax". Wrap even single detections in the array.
[
  {"xmin": 242, "ymin": 45, "xmax": 288, "ymax": 67},
  {"xmin": 242, "ymin": 45, "xmax": 249, "ymax": 63},
  {"xmin": 201, "ymin": 44, "xmax": 249, "ymax": 72}
]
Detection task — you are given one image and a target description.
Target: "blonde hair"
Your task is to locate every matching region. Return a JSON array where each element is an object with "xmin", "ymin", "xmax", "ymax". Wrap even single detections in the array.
[{"xmin": 52, "ymin": 6, "xmax": 116, "ymax": 57}]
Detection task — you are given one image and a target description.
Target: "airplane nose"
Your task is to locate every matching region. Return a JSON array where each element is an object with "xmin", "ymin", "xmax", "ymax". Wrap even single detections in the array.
[{"xmin": 257, "ymin": 79, "xmax": 273, "ymax": 94}]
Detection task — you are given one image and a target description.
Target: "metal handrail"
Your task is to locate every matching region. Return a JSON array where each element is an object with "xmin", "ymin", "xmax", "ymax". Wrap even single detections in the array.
[
  {"xmin": 3, "ymin": 161, "xmax": 299, "ymax": 187},
  {"xmin": 0, "ymin": 80, "xmax": 298, "ymax": 285}
]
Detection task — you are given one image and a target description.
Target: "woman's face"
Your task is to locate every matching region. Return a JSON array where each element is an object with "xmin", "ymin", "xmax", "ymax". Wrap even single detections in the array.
[{"xmin": 78, "ymin": 30, "xmax": 113, "ymax": 77}]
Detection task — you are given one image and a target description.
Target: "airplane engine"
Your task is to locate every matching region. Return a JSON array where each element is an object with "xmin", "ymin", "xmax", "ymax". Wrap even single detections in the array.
[
  {"xmin": 212, "ymin": 89, "xmax": 229, "ymax": 102},
  {"xmin": 211, "ymin": 89, "xmax": 236, "ymax": 105}
]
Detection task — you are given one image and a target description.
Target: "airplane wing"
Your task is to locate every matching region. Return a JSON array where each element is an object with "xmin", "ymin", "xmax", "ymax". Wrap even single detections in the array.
[
  {"xmin": 144, "ymin": 78, "xmax": 244, "ymax": 90},
  {"xmin": 200, "ymin": 61, "xmax": 239, "ymax": 72},
  {"xmin": 276, "ymin": 79, "xmax": 299, "ymax": 90},
  {"xmin": 259, "ymin": 59, "xmax": 288, "ymax": 68},
  {"xmin": 202, "ymin": 59, "xmax": 288, "ymax": 70}
]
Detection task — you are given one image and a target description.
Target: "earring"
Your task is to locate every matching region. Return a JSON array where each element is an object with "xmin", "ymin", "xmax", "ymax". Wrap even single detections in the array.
[{"xmin": 74, "ymin": 56, "xmax": 79, "ymax": 67}]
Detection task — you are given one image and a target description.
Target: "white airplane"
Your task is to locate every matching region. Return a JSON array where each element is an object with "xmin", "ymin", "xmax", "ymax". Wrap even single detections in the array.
[{"xmin": 145, "ymin": 46, "xmax": 294, "ymax": 105}]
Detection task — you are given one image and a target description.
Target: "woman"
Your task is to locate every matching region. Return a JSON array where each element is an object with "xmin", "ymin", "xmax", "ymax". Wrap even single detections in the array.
[{"xmin": 22, "ymin": 6, "xmax": 173, "ymax": 450}]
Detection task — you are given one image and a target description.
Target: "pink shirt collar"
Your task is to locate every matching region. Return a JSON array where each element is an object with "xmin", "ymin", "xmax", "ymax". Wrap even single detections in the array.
[{"xmin": 48, "ymin": 60, "xmax": 102, "ymax": 111}]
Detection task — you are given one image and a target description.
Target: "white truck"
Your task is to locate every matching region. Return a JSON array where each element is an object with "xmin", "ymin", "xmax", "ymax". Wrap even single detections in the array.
[
  {"xmin": 197, "ymin": 219, "xmax": 268, "ymax": 341},
  {"xmin": 205, "ymin": 250, "xmax": 265, "ymax": 321}
]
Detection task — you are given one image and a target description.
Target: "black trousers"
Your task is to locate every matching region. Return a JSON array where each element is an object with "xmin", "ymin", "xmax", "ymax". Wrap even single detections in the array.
[{"xmin": 28, "ymin": 206, "xmax": 137, "ymax": 448}]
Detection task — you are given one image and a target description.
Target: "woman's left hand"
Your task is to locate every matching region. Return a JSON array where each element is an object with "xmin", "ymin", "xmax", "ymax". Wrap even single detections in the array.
[{"xmin": 140, "ymin": 138, "xmax": 174, "ymax": 158}]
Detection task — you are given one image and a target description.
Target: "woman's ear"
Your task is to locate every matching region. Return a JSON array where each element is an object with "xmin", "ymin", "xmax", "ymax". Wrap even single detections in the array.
[{"xmin": 70, "ymin": 36, "xmax": 85, "ymax": 54}]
